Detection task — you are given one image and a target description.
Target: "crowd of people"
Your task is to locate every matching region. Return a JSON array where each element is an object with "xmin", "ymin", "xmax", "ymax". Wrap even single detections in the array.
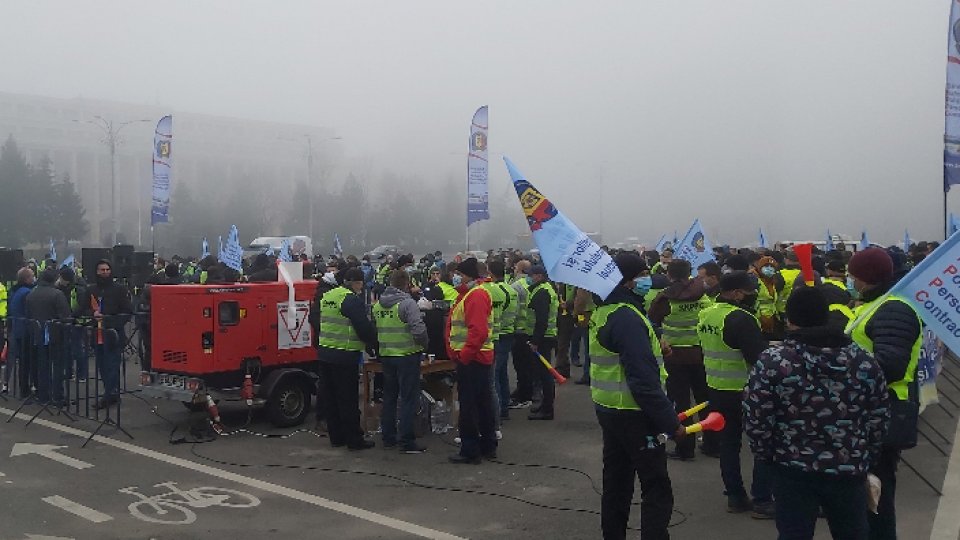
[{"xmin": 0, "ymin": 238, "xmax": 935, "ymax": 539}]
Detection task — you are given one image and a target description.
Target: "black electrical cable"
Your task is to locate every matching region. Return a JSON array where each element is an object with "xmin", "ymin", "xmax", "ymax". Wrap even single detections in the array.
[{"xmin": 188, "ymin": 438, "xmax": 689, "ymax": 529}]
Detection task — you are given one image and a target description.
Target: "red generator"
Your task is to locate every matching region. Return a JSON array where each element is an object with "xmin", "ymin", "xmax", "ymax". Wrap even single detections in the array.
[{"xmin": 140, "ymin": 281, "xmax": 319, "ymax": 427}]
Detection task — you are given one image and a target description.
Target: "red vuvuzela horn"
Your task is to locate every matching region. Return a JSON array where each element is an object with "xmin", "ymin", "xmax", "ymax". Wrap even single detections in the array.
[{"xmin": 685, "ymin": 412, "xmax": 726, "ymax": 434}]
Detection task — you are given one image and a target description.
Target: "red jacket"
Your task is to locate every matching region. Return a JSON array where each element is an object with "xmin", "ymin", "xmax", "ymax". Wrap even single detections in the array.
[{"xmin": 445, "ymin": 281, "xmax": 494, "ymax": 365}]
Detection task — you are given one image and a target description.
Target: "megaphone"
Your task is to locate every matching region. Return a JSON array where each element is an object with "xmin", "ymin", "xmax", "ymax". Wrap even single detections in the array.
[
  {"xmin": 685, "ymin": 412, "xmax": 726, "ymax": 434},
  {"xmin": 529, "ymin": 343, "xmax": 568, "ymax": 385}
]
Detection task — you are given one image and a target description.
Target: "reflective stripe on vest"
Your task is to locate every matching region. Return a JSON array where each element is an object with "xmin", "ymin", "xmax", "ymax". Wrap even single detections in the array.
[
  {"xmin": 829, "ymin": 303, "xmax": 854, "ymax": 325},
  {"xmin": 662, "ymin": 295, "xmax": 713, "ymax": 347},
  {"xmin": 777, "ymin": 268, "xmax": 801, "ymax": 313},
  {"xmin": 372, "ymin": 302, "xmax": 421, "ymax": 356},
  {"xmin": 318, "ymin": 287, "xmax": 364, "ymax": 352},
  {"xmin": 698, "ymin": 302, "xmax": 756, "ymax": 390},
  {"xmin": 497, "ymin": 281, "xmax": 518, "ymax": 337},
  {"xmin": 482, "ymin": 281, "xmax": 507, "ymax": 338},
  {"xmin": 527, "ymin": 282, "xmax": 558, "ymax": 338},
  {"xmin": 449, "ymin": 286, "xmax": 494, "ymax": 352},
  {"xmin": 589, "ymin": 302, "xmax": 667, "ymax": 410},
  {"xmin": 512, "ymin": 277, "xmax": 532, "ymax": 334},
  {"xmin": 846, "ymin": 294, "xmax": 921, "ymax": 401}
]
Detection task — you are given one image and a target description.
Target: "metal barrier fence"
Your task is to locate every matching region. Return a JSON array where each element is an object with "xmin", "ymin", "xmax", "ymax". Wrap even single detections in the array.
[{"xmin": 4, "ymin": 315, "xmax": 132, "ymax": 446}]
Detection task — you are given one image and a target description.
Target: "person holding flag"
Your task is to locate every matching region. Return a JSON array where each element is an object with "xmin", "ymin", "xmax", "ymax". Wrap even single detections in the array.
[
  {"xmin": 525, "ymin": 264, "xmax": 559, "ymax": 421},
  {"xmin": 590, "ymin": 252, "xmax": 683, "ymax": 540},
  {"xmin": 845, "ymin": 248, "xmax": 922, "ymax": 539}
]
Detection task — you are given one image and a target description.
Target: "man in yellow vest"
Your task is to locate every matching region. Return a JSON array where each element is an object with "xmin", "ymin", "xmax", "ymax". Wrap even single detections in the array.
[
  {"xmin": 697, "ymin": 271, "xmax": 773, "ymax": 518},
  {"xmin": 526, "ymin": 264, "xmax": 559, "ymax": 420},
  {"xmin": 509, "ymin": 259, "xmax": 534, "ymax": 409},
  {"xmin": 374, "ymin": 270, "xmax": 429, "ymax": 454},
  {"xmin": 591, "ymin": 252, "xmax": 685, "ymax": 540},
  {"xmin": 445, "ymin": 258, "xmax": 497, "ymax": 464},
  {"xmin": 648, "ymin": 259, "xmax": 713, "ymax": 461},
  {"xmin": 846, "ymin": 248, "xmax": 921, "ymax": 540},
  {"xmin": 318, "ymin": 268, "xmax": 379, "ymax": 450}
]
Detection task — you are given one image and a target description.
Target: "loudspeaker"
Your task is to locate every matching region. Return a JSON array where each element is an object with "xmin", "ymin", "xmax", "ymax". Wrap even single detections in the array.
[
  {"xmin": 112, "ymin": 245, "xmax": 134, "ymax": 278},
  {"xmin": 130, "ymin": 251, "xmax": 155, "ymax": 287},
  {"xmin": 82, "ymin": 248, "xmax": 112, "ymax": 281},
  {"xmin": 0, "ymin": 249, "xmax": 23, "ymax": 282}
]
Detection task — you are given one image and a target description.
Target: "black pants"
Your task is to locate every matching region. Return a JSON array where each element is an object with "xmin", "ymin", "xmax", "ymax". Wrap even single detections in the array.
[
  {"xmin": 456, "ymin": 362, "xmax": 497, "ymax": 458},
  {"xmin": 529, "ymin": 342, "xmax": 556, "ymax": 414},
  {"xmin": 771, "ymin": 465, "xmax": 868, "ymax": 540},
  {"xmin": 664, "ymin": 358, "xmax": 709, "ymax": 457},
  {"xmin": 555, "ymin": 315, "xmax": 573, "ymax": 374},
  {"xmin": 511, "ymin": 334, "xmax": 534, "ymax": 402},
  {"xmin": 868, "ymin": 445, "xmax": 900, "ymax": 540},
  {"xmin": 709, "ymin": 388, "xmax": 772, "ymax": 502},
  {"xmin": 596, "ymin": 410, "xmax": 673, "ymax": 540},
  {"xmin": 318, "ymin": 361, "xmax": 364, "ymax": 448}
]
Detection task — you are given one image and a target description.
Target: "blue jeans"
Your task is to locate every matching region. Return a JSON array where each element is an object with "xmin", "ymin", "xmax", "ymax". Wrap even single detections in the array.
[
  {"xmin": 95, "ymin": 343, "xmax": 122, "ymax": 399},
  {"xmin": 493, "ymin": 334, "xmax": 514, "ymax": 415},
  {"xmin": 571, "ymin": 326, "xmax": 591, "ymax": 376},
  {"xmin": 380, "ymin": 354, "xmax": 422, "ymax": 447}
]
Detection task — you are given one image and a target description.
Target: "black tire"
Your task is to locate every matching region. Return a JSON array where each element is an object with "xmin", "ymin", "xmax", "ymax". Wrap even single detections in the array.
[{"xmin": 267, "ymin": 377, "xmax": 311, "ymax": 427}]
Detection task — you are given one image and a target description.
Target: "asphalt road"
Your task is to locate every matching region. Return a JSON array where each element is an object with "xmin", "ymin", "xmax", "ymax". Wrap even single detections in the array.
[{"xmin": 0, "ymin": 358, "xmax": 955, "ymax": 540}]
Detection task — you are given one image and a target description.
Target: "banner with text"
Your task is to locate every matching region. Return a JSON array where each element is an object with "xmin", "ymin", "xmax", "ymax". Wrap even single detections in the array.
[
  {"xmin": 151, "ymin": 115, "xmax": 173, "ymax": 225},
  {"xmin": 467, "ymin": 106, "xmax": 489, "ymax": 226}
]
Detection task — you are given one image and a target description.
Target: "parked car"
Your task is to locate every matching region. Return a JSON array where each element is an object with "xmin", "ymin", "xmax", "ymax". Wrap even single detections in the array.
[{"xmin": 363, "ymin": 245, "xmax": 401, "ymax": 262}]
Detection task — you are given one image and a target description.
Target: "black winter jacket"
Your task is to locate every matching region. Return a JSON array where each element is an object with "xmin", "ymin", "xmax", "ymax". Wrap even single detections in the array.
[
  {"xmin": 594, "ymin": 286, "xmax": 680, "ymax": 436},
  {"xmin": 858, "ymin": 282, "xmax": 921, "ymax": 389}
]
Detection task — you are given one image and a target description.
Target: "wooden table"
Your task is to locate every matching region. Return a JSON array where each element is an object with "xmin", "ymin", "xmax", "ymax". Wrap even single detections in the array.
[{"xmin": 361, "ymin": 358, "xmax": 458, "ymax": 431}]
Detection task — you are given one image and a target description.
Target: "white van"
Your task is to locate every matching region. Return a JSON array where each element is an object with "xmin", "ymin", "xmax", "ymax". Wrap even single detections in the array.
[{"xmin": 249, "ymin": 236, "xmax": 313, "ymax": 259}]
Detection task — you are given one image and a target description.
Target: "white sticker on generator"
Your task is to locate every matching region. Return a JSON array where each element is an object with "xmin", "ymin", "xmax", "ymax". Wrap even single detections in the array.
[{"xmin": 277, "ymin": 301, "xmax": 311, "ymax": 349}]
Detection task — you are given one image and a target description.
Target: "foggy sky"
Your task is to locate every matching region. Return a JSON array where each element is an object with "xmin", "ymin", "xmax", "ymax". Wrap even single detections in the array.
[{"xmin": 1, "ymin": 1, "xmax": 951, "ymax": 247}]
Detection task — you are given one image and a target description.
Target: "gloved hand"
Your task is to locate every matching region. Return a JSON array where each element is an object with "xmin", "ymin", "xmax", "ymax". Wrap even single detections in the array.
[
  {"xmin": 417, "ymin": 297, "xmax": 433, "ymax": 310},
  {"xmin": 365, "ymin": 345, "xmax": 380, "ymax": 359}
]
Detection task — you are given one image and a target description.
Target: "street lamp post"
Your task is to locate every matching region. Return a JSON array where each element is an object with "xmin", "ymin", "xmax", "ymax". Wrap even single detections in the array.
[{"xmin": 75, "ymin": 116, "xmax": 150, "ymax": 246}]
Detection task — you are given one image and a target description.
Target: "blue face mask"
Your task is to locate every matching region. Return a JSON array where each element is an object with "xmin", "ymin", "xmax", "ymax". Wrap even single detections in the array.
[
  {"xmin": 451, "ymin": 274, "xmax": 463, "ymax": 288},
  {"xmin": 846, "ymin": 276, "xmax": 859, "ymax": 300},
  {"xmin": 761, "ymin": 266, "xmax": 776, "ymax": 278},
  {"xmin": 633, "ymin": 276, "xmax": 652, "ymax": 295},
  {"xmin": 525, "ymin": 276, "xmax": 534, "ymax": 286}
]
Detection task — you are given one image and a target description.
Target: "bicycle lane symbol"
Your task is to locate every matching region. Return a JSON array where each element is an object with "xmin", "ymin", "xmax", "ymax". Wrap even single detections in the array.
[{"xmin": 119, "ymin": 481, "xmax": 260, "ymax": 525}]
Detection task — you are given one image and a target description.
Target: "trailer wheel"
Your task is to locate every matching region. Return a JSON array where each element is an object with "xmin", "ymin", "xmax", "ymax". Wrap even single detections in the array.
[
  {"xmin": 267, "ymin": 378, "xmax": 311, "ymax": 427},
  {"xmin": 182, "ymin": 401, "xmax": 207, "ymax": 413}
]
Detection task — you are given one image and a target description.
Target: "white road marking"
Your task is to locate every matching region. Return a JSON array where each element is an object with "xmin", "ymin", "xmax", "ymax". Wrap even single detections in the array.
[
  {"xmin": 25, "ymin": 534, "xmax": 76, "ymax": 539},
  {"xmin": 41, "ymin": 495, "xmax": 113, "ymax": 523},
  {"xmin": 931, "ymin": 408, "xmax": 960, "ymax": 539},
  {"xmin": 11, "ymin": 443, "xmax": 93, "ymax": 470},
  {"xmin": 0, "ymin": 406, "xmax": 465, "ymax": 540}
]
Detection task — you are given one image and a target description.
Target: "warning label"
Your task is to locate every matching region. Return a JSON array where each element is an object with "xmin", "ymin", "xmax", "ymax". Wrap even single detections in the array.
[{"xmin": 277, "ymin": 301, "xmax": 311, "ymax": 350}]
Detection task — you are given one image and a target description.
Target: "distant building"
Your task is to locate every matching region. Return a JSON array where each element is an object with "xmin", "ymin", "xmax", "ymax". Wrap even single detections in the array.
[{"xmin": 0, "ymin": 91, "xmax": 335, "ymax": 246}]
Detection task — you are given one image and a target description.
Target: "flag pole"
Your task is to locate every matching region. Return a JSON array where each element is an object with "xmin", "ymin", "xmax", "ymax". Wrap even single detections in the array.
[{"xmin": 946, "ymin": 190, "xmax": 949, "ymax": 240}]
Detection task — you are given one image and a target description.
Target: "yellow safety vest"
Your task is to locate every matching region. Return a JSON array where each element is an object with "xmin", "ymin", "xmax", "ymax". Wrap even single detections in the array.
[
  {"xmin": 372, "ymin": 302, "xmax": 422, "ymax": 357},
  {"xmin": 527, "ymin": 281, "xmax": 558, "ymax": 338},
  {"xmin": 846, "ymin": 294, "xmax": 921, "ymax": 401},
  {"xmin": 448, "ymin": 286, "xmax": 494, "ymax": 352},
  {"xmin": 318, "ymin": 287, "xmax": 364, "ymax": 352},
  {"xmin": 699, "ymin": 302, "xmax": 758, "ymax": 391},
  {"xmin": 590, "ymin": 302, "xmax": 666, "ymax": 409},
  {"xmin": 662, "ymin": 295, "xmax": 713, "ymax": 348}
]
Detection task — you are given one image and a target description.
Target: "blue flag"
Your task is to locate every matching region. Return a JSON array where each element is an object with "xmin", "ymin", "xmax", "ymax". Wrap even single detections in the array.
[
  {"xmin": 825, "ymin": 229, "xmax": 835, "ymax": 251},
  {"xmin": 674, "ymin": 219, "xmax": 716, "ymax": 275},
  {"xmin": 333, "ymin": 233, "xmax": 343, "ymax": 258},
  {"xmin": 654, "ymin": 234, "xmax": 671, "ymax": 252},
  {"xmin": 48, "ymin": 238, "xmax": 56, "ymax": 262},
  {"xmin": 219, "ymin": 226, "xmax": 243, "ymax": 271},
  {"xmin": 505, "ymin": 157, "xmax": 622, "ymax": 299},
  {"xmin": 218, "ymin": 236, "xmax": 223, "ymax": 259},
  {"xmin": 904, "ymin": 229, "xmax": 912, "ymax": 251},
  {"xmin": 758, "ymin": 228, "xmax": 768, "ymax": 249},
  {"xmin": 868, "ymin": 232, "xmax": 960, "ymax": 356},
  {"xmin": 201, "ymin": 237, "xmax": 210, "ymax": 259},
  {"xmin": 279, "ymin": 238, "xmax": 293, "ymax": 262},
  {"xmin": 860, "ymin": 230, "xmax": 870, "ymax": 251},
  {"xmin": 61, "ymin": 254, "xmax": 75, "ymax": 268}
]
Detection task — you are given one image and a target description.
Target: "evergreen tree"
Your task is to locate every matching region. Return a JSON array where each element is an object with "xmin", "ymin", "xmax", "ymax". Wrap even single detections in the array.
[
  {"xmin": 53, "ymin": 173, "xmax": 89, "ymax": 242},
  {"xmin": 0, "ymin": 136, "xmax": 32, "ymax": 246}
]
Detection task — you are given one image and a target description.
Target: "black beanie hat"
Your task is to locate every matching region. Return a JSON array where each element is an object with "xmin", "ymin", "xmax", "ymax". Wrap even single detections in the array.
[
  {"xmin": 786, "ymin": 286, "xmax": 830, "ymax": 327},
  {"xmin": 458, "ymin": 257, "xmax": 481, "ymax": 279},
  {"xmin": 614, "ymin": 252, "xmax": 647, "ymax": 284},
  {"xmin": 720, "ymin": 271, "xmax": 754, "ymax": 292}
]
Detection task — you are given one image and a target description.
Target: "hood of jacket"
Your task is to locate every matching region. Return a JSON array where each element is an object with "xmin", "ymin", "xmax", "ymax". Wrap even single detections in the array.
[
  {"xmin": 661, "ymin": 277, "xmax": 707, "ymax": 302},
  {"xmin": 379, "ymin": 286, "xmax": 411, "ymax": 308}
]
